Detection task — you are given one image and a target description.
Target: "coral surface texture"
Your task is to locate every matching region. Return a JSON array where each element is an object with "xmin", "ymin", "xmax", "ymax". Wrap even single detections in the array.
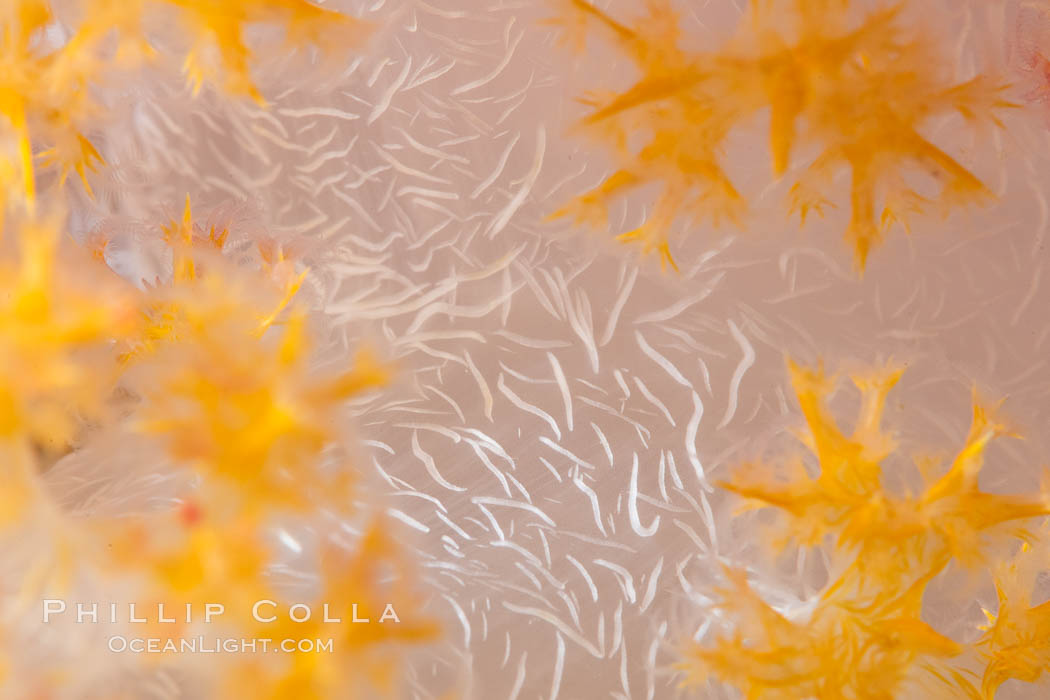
[{"xmin": 3, "ymin": 0, "xmax": 1050, "ymax": 699}]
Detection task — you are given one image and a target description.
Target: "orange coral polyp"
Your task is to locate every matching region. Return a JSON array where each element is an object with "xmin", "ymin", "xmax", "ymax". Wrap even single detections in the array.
[
  {"xmin": 0, "ymin": 0, "xmax": 370, "ymax": 208},
  {"xmin": 693, "ymin": 360, "xmax": 1050, "ymax": 698},
  {"xmin": 136, "ymin": 302, "xmax": 386, "ymax": 508},
  {"xmin": 723, "ymin": 361, "xmax": 1045, "ymax": 576},
  {"xmin": 551, "ymin": 0, "xmax": 1011, "ymax": 271},
  {"xmin": 0, "ymin": 218, "xmax": 139, "ymax": 447}
]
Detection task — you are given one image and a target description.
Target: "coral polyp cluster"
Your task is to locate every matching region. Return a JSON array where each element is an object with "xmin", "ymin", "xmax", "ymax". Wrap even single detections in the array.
[
  {"xmin": 167, "ymin": 0, "xmax": 371, "ymax": 102},
  {"xmin": 682, "ymin": 361, "xmax": 1050, "ymax": 698},
  {"xmin": 976, "ymin": 542, "xmax": 1050, "ymax": 698},
  {"xmin": 0, "ymin": 0, "xmax": 447, "ymax": 692},
  {"xmin": 683, "ymin": 566, "xmax": 959, "ymax": 699},
  {"xmin": 0, "ymin": 199, "xmax": 437, "ymax": 695},
  {"xmin": 0, "ymin": 0, "xmax": 369, "ymax": 211},
  {"xmin": 0, "ymin": 218, "xmax": 138, "ymax": 450},
  {"xmin": 549, "ymin": 0, "xmax": 1011, "ymax": 270},
  {"xmin": 3, "ymin": 0, "xmax": 1050, "ymax": 695}
]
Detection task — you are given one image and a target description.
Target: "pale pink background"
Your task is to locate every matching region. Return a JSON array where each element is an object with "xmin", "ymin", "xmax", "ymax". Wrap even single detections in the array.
[{"xmin": 27, "ymin": 0, "xmax": 1050, "ymax": 698}]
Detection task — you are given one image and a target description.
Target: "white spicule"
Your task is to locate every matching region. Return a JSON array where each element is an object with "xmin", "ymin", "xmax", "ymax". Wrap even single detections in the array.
[{"xmin": 50, "ymin": 0, "xmax": 1050, "ymax": 697}]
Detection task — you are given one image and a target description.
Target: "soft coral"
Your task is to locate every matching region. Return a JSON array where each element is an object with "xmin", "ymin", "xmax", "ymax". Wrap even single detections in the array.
[
  {"xmin": 691, "ymin": 360, "xmax": 1050, "ymax": 698},
  {"xmin": 550, "ymin": 0, "xmax": 1012, "ymax": 271}
]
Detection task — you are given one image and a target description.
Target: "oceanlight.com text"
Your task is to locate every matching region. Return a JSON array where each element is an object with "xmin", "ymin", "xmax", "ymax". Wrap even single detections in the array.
[{"xmin": 107, "ymin": 636, "xmax": 335, "ymax": 654}]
